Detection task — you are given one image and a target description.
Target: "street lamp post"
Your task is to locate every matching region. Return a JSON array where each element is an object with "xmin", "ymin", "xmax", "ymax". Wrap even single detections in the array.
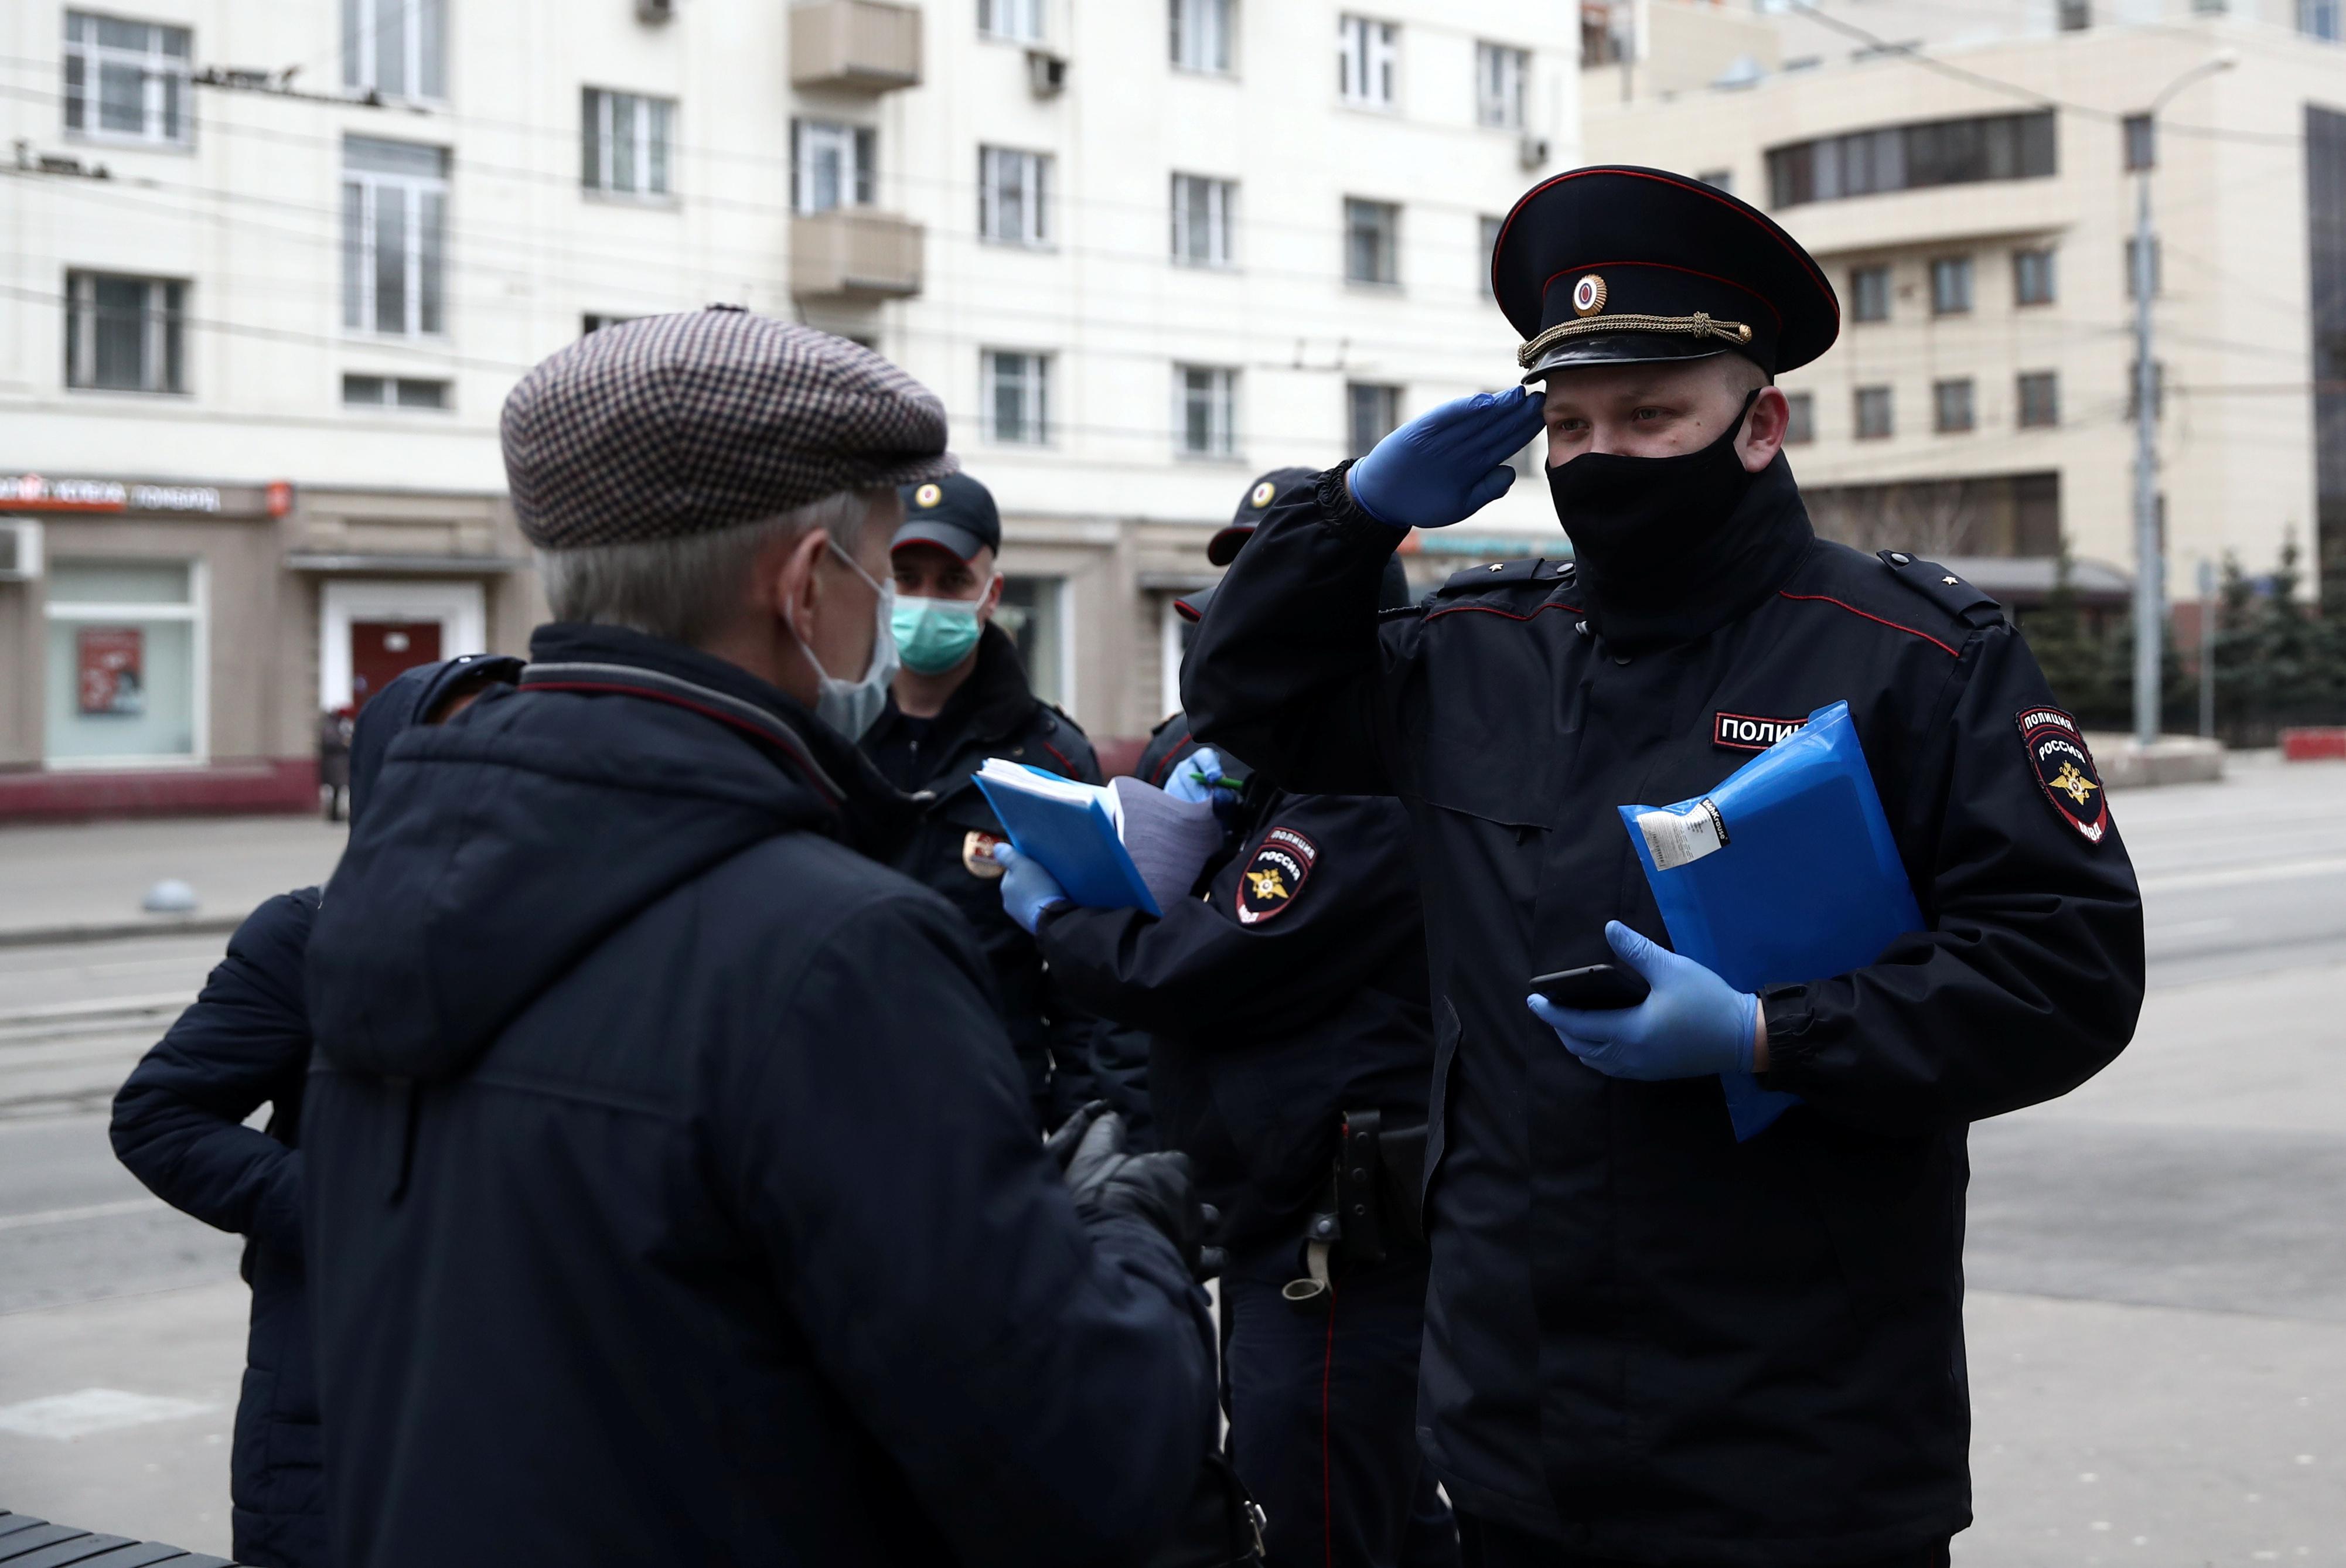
[{"xmin": 2131, "ymin": 53, "xmax": 2236, "ymax": 751}]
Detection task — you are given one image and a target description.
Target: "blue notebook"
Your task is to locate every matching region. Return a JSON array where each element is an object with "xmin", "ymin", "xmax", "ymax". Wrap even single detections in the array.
[
  {"xmin": 1618, "ymin": 701, "xmax": 1924, "ymax": 1141},
  {"xmin": 974, "ymin": 761, "xmax": 1164, "ymax": 918}
]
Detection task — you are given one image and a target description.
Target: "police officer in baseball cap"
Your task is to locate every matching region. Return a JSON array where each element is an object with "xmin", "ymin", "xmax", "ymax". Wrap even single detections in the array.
[{"xmin": 1182, "ymin": 172, "xmax": 2143, "ymax": 1564}]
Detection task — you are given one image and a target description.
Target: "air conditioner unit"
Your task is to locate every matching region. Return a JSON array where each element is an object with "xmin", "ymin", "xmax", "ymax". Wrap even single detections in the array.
[
  {"xmin": 1027, "ymin": 49, "xmax": 1068, "ymax": 97},
  {"xmin": 635, "ymin": 0, "xmax": 674, "ymax": 23},
  {"xmin": 1518, "ymin": 135, "xmax": 1550, "ymax": 171},
  {"xmin": 0, "ymin": 520, "xmax": 45, "ymax": 582}
]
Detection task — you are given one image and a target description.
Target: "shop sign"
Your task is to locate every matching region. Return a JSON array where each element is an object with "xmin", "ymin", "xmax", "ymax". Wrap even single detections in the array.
[
  {"xmin": 77, "ymin": 626, "xmax": 146, "ymax": 716},
  {"xmin": 1, "ymin": 473, "xmax": 223, "ymax": 513}
]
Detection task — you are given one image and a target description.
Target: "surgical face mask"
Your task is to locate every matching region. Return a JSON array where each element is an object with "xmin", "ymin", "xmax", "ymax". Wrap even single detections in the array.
[
  {"xmin": 788, "ymin": 540, "xmax": 899, "ymax": 741},
  {"xmin": 891, "ymin": 592, "xmax": 987, "ymax": 676},
  {"xmin": 1547, "ymin": 388, "xmax": 1761, "ymax": 614}
]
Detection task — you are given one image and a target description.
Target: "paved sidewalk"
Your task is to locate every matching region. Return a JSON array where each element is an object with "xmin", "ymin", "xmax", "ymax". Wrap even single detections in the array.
[{"xmin": 0, "ymin": 817, "xmax": 346, "ymax": 946}]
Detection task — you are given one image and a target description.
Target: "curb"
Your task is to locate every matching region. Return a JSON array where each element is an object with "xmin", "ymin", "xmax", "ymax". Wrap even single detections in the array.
[{"xmin": 0, "ymin": 916, "xmax": 243, "ymax": 950}]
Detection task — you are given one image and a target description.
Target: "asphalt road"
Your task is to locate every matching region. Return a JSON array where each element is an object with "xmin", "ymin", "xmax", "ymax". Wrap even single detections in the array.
[{"xmin": 0, "ymin": 756, "xmax": 2340, "ymax": 1560}]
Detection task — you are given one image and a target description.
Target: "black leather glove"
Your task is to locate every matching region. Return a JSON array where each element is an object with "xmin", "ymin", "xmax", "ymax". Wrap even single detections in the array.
[
  {"xmin": 1064, "ymin": 1112, "xmax": 1209, "ymax": 1280},
  {"xmin": 1044, "ymin": 1099, "xmax": 1112, "ymax": 1171}
]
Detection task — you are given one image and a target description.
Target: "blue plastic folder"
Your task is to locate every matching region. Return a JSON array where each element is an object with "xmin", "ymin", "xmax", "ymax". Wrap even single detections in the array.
[
  {"xmin": 974, "ymin": 763, "xmax": 1163, "ymax": 918},
  {"xmin": 1618, "ymin": 701, "xmax": 1924, "ymax": 1141}
]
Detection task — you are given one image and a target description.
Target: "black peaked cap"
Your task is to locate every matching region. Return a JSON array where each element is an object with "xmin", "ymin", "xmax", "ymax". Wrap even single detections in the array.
[{"xmin": 895, "ymin": 469, "xmax": 1002, "ymax": 561}]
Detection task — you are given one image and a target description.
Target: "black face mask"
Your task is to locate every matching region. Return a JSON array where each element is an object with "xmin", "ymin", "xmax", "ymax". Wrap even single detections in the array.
[{"xmin": 1547, "ymin": 389, "xmax": 1761, "ymax": 616}]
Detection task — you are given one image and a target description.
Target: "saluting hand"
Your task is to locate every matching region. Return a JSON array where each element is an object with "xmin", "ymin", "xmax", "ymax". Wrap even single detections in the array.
[
  {"xmin": 1348, "ymin": 385, "xmax": 1547, "ymax": 531},
  {"xmin": 1527, "ymin": 921, "xmax": 1765, "ymax": 1083}
]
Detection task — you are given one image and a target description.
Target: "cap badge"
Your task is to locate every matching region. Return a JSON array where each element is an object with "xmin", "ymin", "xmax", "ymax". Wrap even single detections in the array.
[
  {"xmin": 1571, "ymin": 274, "xmax": 1608, "ymax": 318},
  {"xmin": 914, "ymin": 483, "xmax": 943, "ymax": 509},
  {"xmin": 1250, "ymin": 480, "xmax": 1277, "ymax": 508}
]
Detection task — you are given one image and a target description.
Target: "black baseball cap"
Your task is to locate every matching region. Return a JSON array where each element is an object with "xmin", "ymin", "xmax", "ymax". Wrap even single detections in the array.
[
  {"xmin": 895, "ymin": 471, "xmax": 1001, "ymax": 561},
  {"xmin": 1207, "ymin": 466, "xmax": 1317, "ymax": 566}
]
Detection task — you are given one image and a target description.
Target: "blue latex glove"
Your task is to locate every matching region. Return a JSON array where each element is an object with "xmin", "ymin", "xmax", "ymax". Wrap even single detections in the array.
[
  {"xmin": 1525, "ymin": 921, "xmax": 1760, "ymax": 1082},
  {"xmin": 1164, "ymin": 747, "xmax": 1233, "ymax": 806},
  {"xmin": 1348, "ymin": 386, "xmax": 1547, "ymax": 531},
  {"xmin": 993, "ymin": 841, "xmax": 1071, "ymax": 933}
]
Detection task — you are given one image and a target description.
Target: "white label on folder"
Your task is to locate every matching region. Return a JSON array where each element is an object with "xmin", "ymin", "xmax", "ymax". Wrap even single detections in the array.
[{"xmin": 1636, "ymin": 798, "xmax": 1730, "ymax": 871}]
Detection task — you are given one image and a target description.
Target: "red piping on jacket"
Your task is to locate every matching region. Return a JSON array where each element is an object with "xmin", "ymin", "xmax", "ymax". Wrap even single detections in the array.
[
  {"xmin": 1421, "ymin": 600, "xmax": 1584, "ymax": 626},
  {"xmin": 1776, "ymin": 592, "xmax": 1960, "ymax": 658}
]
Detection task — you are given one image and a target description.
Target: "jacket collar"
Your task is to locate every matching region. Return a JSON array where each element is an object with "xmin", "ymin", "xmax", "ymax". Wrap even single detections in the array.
[
  {"xmin": 871, "ymin": 623, "xmax": 1041, "ymax": 780},
  {"xmin": 1581, "ymin": 455, "xmax": 1816, "ymax": 656}
]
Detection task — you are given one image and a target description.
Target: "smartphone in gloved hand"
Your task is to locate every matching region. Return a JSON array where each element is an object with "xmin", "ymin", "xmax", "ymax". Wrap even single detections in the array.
[{"xmin": 1530, "ymin": 963, "xmax": 1652, "ymax": 1011}]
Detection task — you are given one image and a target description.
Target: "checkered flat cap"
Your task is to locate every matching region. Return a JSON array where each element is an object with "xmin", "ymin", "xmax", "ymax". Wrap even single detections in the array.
[{"xmin": 502, "ymin": 307, "xmax": 957, "ymax": 549}]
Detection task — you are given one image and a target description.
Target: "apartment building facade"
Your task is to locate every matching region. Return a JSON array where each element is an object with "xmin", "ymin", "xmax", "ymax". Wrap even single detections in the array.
[
  {"xmin": 0, "ymin": 0, "xmax": 1577, "ymax": 816},
  {"xmin": 1580, "ymin": 1, "xmax": 2346, "ymax": 628}
]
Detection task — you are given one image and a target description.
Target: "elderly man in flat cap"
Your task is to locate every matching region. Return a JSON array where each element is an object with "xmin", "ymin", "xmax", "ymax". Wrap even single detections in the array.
[{"xmin": 301, "ymin": 308, "xmax": 1218, "ymax": 1568}]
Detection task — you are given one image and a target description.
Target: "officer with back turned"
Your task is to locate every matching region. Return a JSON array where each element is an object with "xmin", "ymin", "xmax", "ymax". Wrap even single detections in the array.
[
  {"xmin": 994, "ymin": 469, "xmax": 1458, "ymax": 1568},
  {"xmin": 1182, "ymin": 170, "xmax": 2146, "ymax": 1565}
]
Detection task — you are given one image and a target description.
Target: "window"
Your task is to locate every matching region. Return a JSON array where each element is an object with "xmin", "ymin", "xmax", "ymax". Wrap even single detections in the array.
[
  {"xmin": 1476, "ymin": 42, "xmax": 1529, "ymax": 129},
  {"xmin": 1932, "ymin": 378, "xmax": 1975, "ymax": 433},
  {"xmin": 984, "ymin": 350, "xmax": 1052, "ymax": 444},
  {"xmin": 794, "ymin": 120, "xmax": 876, "ymax": 213},
  {"xmin": 2017, "ymin": 371, "xmax": 2060, "ymax": 428},
  {"xmin": 1850, "ymin": 264, "xmax": 1891, "ymax": 323},
  {"xmin": 2013, "ymin": 247, "xmax": 2057, "ymax": 305},
  {"xmin": 343, "ymin": 374, "xmax": 449, "ymax": 408},
  {"xmin": 1345, "ymin": 197, "xmax": 1399, "ymax": 285},
  {"xmin": 1931, "ymin": 255, "xmax": 1973, "ymax": 315},
  {"xmin": 1347, "ymin": 382, "xmax": 1401, "ymax": 458},
  {"xmin": 342, "ymin": 0, "xmax": 446, "ymax": 100},
  {"xmin": 1480, "ymin": 214, "xmax": 1504, "ymax": 301},
  {"xmin": 44, "ymin": 558, "xmax": 203, "ymax": 764},
  {"xmin": 1338, "ymin": 15, "xmax": 1398, "ymax": 110},
  {"xmin": 2122, "ymin": 114, "xmax": 2156, "ymax": 172},
  {"xmin": 581, "ymin": 90, "xmax": 675, "ymax": 199},
  {"xmin": 582, "ymin": 313, "xmax": 636, "ymax": 334},
  {"xmin": 343, "ymin": 137, "xmax": 448, "ymax": 338},
  {"xmin": 2304, "ymin": 0, "xmax": 2342, "ymax": 39},
  {"xmin": 2058, "ymin": 0, "xmax": 2092, "ymax": 30},
  {"xmin": 1854, "ymin": 386, "xmax": 1893, "ymax": 439},
  {"xmin": 65, "ymin": 272, "xmax": 185, "ymax": 393},
  {"xmin": 1177, "ymin": 365, "xmax": 1239, "ymax": 457},
  {"xmin": 980, "ymin": 147, "xmax": 1053, "ymax": 246},
  {"xmin": 1171, "ymin": 174, "xmax": 1236, "ymax": 267},
  {"xmin": 980, "ymin": 0, "xmax": 1045, "ymax": 42},
  {"xmin": 1695, "ymin": 168, "xmax": 1736, "ymax": 193},
  {"xmin": 2127, "ymin": 360, "xmax": 2165, "ymax": 421},
  {"xmin": 1784, "ymin": 390, "xmax": 1815, "ymax": 444},
  {"xmin": 998, "ymin": 577, "xmax": 1068, "ymax": 707},
  {"xmin": 64, "ymin": 12, "xmax": 190, "ymax": 146},
  {"xmin": 1171, "ymin": 0, "xmax": 1233, "ymax": 73},
  {"xmin": 2125, "ymin": 236, "xmax": 2162, "ymax": 299},
  {"xmin": 1767, "ymin": 110, "xmax": 2056, "ymax": 208}
]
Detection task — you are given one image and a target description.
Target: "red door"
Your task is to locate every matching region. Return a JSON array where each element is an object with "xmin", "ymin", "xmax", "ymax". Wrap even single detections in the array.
[{"xmin": 350, "ymin": 620, "xmax": 443, "ymax": 709}]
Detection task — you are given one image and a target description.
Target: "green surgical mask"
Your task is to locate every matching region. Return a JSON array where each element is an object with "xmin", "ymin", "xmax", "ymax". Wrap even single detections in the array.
[{"xmin": 892, "ymin": 595, "xmax": 985, "ymax": 674}]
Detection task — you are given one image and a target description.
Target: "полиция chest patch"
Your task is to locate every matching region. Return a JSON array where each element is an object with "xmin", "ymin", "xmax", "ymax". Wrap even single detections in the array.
[{"xmin": 1712, "ymin": 711, "xmax": 1809, "ymax": 752}]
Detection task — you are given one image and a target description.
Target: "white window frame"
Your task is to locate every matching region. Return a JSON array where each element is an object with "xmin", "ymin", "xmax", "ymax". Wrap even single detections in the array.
[
  {"xmin": 1930, "ymin": 255, "xmax": 1974, "ymax": 316},
  {"xmin": 1171, "ymin": 0, "xmax": 1234, "ymax": 73},
  {"xmin": 43, "ymin": 556, "xmax": 209, "ymax": 771},
  {"xmin": 1854, "ymin": 385, "xmax": 1894, "ymax": 440},
  {"xmin": 342, "ymin": 0, "xmax": 446, "ymax": 101},
  {"xmin": 582, "ymin": 88, "xmax": 675, "ymax": 199},
  {"xmin": 980, "ymin": 0, "xmax": 1046, "ymax": 43},
  {"xmin": 983, "ymin": 350, "xmax": 1053, "ymax": 445},
  {"xmin": 793, "ymin": 120, "xmax": 876, "ymax": 214},
  {"xmin": 1338, "ymin": 15, "xmax": 1398, "ymax": 110},
  {"xmin": 1345, "ymin": 197, "xmax": 1400, "ymax": 286},
  {"xmin": 318, "ymin": 579, "xmax": 486, "ymax": 712},
  {"xmin": 1475, "ymin": 42, "xmax": 1529, "ymax": 130},
  {"xmin": 980, "ymin": 146, "xmax": 1053, "ymax": 247},
  {"xmin": 63, "ymin": 12, "xmax": 192, "ymax": 148},
  {"xmin": 343, "ymin": 139, "xmax": 449, "ymax": 339},
  {"xmin": 65, "ymin": 271, "xmax": 187, "ymax": 394},
  {"xmin": 1176, "ymin": 364, "xmax": 1239, "ymax": 458},
  {"xmin": 1347, "ymin": 381, "xmax": 1402, "ymax": 458},
  {"xmin": 1160, "ymin": 592, "xmax": 1195, "ymax": 718},
  {"xmin": 1171, "ymin": 173, "xmax": 1236, "ymax": 267}
]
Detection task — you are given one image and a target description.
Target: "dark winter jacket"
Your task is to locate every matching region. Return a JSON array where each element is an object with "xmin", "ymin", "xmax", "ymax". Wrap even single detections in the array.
[
  {"xmin": 864, "ymin": 622, "xmax": 1113, "ymax": 1126},
  {"xmin": 301, "ymin": 622, "xmax": 1217, "ymax": 1568}
]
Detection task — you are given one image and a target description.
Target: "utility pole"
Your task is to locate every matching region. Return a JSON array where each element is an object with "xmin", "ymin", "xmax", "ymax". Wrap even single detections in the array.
[{"xmin": 2198, "ymin": 557, "xmax": 2217, "ymax": 740}]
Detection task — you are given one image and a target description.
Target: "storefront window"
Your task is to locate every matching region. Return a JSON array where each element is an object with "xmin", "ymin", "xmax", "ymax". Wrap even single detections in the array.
[
  {"xmin": 996, "ymin": 575, "xmax": 1066, "ymax": 708},
  {"xmin": 43, "ymin": 558, "xmax": 203, "ymax": 764}
]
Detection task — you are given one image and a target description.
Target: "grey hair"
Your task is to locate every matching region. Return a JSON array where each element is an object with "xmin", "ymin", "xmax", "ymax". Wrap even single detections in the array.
[{"xmin": 537, "ymin": 489, "xmax": 877, "ymax": 646}]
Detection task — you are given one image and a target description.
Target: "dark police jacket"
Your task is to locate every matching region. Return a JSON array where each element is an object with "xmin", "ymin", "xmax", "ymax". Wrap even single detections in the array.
[
  {"xmin": 112, "ymin": 890, "xmax": 324, "ymax": 1568},
  {"xmin": 1036, "ymin": 769, "xmax": 1435, "ymax": 1252},
  {"xmin": 1182, "ymin": 461, "xmax": 2145, "ymax": 1564},
  {"xmin": 302, "ymin": 623, "xmax": 1216, "ymax": 1568},
  {"xmin": 865, "ymin": 623, "xmax": 1109, "ymax": 1125}
]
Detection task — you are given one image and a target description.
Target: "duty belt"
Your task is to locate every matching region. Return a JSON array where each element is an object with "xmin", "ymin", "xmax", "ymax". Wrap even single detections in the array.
[{"xmin": 1283, "ymin": 1109, "xmax": 1429, "ymax": 1308}]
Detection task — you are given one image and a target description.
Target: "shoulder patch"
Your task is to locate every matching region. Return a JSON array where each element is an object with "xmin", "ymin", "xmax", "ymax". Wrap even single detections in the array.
[
  {"xmin": 1235, "ymin": 824, "xmax": 1318, "ymax": 925},
  {"xmin": 2016, "ymin": 705, "xmax": 2109, "ymax": 844},
  {"xmin": 1877, "ymin": 551, "xmax": 2004, "ymax": 629},
  {"xmin": 1435, "ymin": 558, "xmax": 1573, "ymax": 596}
]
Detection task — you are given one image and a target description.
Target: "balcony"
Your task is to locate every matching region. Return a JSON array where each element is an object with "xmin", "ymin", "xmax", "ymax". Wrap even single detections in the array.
[
  {"xmin": 790, "ymin": 1, "xmax": 922, "ymax": 93},
  {"xmin": 791, "ymin": 209, "xmax": 923, "ymax": 301}
]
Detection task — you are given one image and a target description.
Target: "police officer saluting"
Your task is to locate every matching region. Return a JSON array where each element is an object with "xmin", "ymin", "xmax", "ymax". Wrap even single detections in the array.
[
  {"xmin": 864, "ymin": 471, "xmax": 1113, "ymax": 1127},
  {"xmin": 997, "ymin": 469, "xmax": 1458, "ymax": 1568},
  {"xmin": 1183, "ymin": 169, "xmax": 2146, "ymax": 1566}
]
